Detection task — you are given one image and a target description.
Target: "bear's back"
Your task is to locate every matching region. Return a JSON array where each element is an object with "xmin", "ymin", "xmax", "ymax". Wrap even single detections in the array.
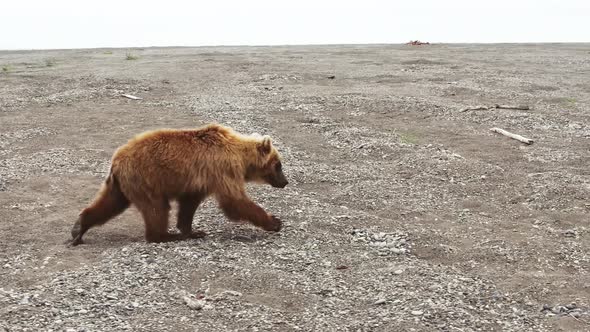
[{"xmin": 109, "ymin": 124, "xmax": 247, "ymax": 197}]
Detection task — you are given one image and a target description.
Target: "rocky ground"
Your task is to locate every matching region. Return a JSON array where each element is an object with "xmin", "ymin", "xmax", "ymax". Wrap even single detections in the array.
[{"xmin": 0, "ymin": 44, "xmax": 589, "ymax": 331}]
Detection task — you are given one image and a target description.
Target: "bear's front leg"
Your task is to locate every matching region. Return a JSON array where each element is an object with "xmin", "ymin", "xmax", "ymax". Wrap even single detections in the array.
[
  {"xmin": 176, "ymin": 192, "xmax": 207, "ymax": 238},
  {"xmin": 217, "ymin": 194, "xmax": 282, "ymax": 232}
]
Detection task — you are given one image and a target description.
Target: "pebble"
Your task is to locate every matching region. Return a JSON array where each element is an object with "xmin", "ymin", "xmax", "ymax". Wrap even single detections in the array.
[
  {"xmin": 374, "ymin": 299, "xmax": 387, "ymax": 305},
  {"xmin": 390, "ymin": 248, "xmax": 406, "ymax": 254},
  {"xmin": 551, "ymin": 305, "xmax": 568, "ymax": 314},
  {"xmin": 411, "ymin": 310, "xmax": 423, "ymax": 316},
  {"xmin": 183, "ymin": 296, "xmax": 205, "ymax": 310},
  {"xmin": 221, "ymin": 290, "xmax": 242, "ymax": 297},
  {"xmin": 564, "ymin": 230, "xmax": 576, "ymax": 238}
]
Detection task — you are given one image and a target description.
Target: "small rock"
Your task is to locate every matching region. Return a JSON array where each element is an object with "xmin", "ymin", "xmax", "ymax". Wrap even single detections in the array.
[
  {"xmin": 183, "ymin": 296, "xmax": 205, "ymax": 310},
  {"xmin": 374, "ymin": 299, "xmax": 387, "ymax": 305},
  {"xmin": 390, "ymin": 248, "xmax": 406, "ymax": 254},
  {"xmin": 411, "ymin": 310, "xmax": 423, "ymax": 316},
  {"xmin": 428, "ymin": 285, "xmax": 441, "ymax": 291},
  {"xmin": 393, "ymin": 269, "xmax": 403, "ymax": 275},
  {"xmin": 552, "ymin": 305, "xmax": 567, "ymax": 314},
  {"xmin": 222, "ymin": 290, "xmax": 242, "ymax": 297},
  {"xmin": 564, "ymin": 230, "xmax": 576, "ymax": 238}
]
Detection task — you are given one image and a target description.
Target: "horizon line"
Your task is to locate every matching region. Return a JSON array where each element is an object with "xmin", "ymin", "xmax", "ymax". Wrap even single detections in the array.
[{"xmin": 1, "ymin": 41, "xmax": 589, "ymax": 52}]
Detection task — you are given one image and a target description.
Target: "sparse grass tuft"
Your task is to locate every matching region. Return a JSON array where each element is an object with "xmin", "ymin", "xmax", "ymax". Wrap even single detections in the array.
[
  {"xmin": 1, "ymin": 65, "xmax": 9, "ymax": 72},
  {"xmin": 125, "ymin": 53, "xmax": 139, "ymax": 60},
  {"xmin": 103, "ymin": 51, "xmax": 113, "ymax": 55},
  {"xmin": 399, "ymin": 132, "xmax": 419, "ymax": 145},
  {"xmin": 44, "ymin": 58, "xmax": 56, "ymax": 67}
]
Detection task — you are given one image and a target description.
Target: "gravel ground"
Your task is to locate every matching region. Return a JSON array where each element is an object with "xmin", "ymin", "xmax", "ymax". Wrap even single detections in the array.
[{"xmin": 0, "ymin": 44, "xmax": 589, "ymax": 331}]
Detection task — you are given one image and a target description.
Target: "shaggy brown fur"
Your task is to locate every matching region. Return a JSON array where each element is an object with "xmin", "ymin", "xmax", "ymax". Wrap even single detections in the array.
[{"xmin": 70, "ymin": 123, "xmax": 288, "ymax": 246}]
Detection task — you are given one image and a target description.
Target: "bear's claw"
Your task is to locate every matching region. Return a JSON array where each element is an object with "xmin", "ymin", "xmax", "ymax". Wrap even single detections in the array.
[
  {"xmin": 266, "ymin": 215, "xmax": 282, "ymax": 232},
  {"xmin": 71, "ymin": 219, "xmax": 82, "ymax": 239}
]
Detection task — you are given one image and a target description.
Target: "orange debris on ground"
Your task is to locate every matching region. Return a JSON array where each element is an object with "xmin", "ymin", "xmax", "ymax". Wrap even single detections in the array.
[{"xmin": 406, "ymin": 40, "xmax": 430, "ymax": 45}]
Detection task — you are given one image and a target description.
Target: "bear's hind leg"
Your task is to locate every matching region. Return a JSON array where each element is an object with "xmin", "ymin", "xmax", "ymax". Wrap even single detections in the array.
[
  {"xmin": 137, "ymin": 200, "xmax": 181, "ymax": 243},
  {"xmin": 71, "ymin": 177, "xmax": 130, "ymax": 246},
  {"xmin": 176, "ymin": 192, "xmax": 207, "ymax": 239}
]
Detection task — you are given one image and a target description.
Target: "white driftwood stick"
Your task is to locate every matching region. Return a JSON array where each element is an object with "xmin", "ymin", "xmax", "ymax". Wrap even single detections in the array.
[
  {"xmin": 490, "ymin": 127, "xmax": 534, "ymax": 145},
  {"xmin": 121, "ymin": 94, "xmax": 142, "ymax": 100}
]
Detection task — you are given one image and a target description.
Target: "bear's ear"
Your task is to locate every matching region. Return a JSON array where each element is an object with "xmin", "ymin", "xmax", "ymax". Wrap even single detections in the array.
[{"xmin": 258, "ymin": 135, "xmax": 272, "ymax": 155}]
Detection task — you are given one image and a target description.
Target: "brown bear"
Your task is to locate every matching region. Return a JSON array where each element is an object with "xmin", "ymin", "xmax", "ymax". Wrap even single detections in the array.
[{"xmin": 70, "ymin": 123, "xmax": 288, "ymax": 246}]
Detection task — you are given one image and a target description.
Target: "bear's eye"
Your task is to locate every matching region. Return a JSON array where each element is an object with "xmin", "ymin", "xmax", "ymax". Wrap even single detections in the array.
[{"xmin": 275, "ymin": 162, "xmax": 282, "ymax": 171}]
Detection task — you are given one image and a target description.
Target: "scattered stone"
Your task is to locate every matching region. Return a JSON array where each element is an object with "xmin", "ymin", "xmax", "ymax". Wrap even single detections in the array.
[
  {"xmin": 221, "ymin": 290, "xmax": 242, "ymax": 297},
  {"xmin": 183, "ymin": 296, "xmax": 205, "ymax": 310},
  {"xmin": 351, "ymin": 229, "xmax": 410, "ymax": 255},
  {"xmin": 374, "ymin": 299, "xmax": 387, "ymax": 305},
  {"xmin": 564, "ymin": 229, "xmax": 577, "ymax": 238}
]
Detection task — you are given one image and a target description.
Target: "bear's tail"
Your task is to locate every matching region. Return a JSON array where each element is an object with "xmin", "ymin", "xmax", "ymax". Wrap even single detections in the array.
[{"xmin": 71, "ymin": 169, "xmax": 130, "ymax": 245}]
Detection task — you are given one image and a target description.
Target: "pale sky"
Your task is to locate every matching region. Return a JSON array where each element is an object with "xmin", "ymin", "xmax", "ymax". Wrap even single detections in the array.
[{"xmin": 1, "ymin": 0, "xmax": 588, "ymax": 50}]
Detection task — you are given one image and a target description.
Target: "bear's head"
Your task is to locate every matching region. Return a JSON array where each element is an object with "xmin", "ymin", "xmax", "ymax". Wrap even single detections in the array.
[{"xmin": 246, "ymin": 134, "xmax": 288, "ymax": 189}]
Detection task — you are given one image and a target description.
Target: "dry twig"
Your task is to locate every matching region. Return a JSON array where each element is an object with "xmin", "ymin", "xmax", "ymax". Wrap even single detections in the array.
[
  {"xmin": 568, "ymin": 313, "xmax": 590, "ymax": 325},
  {"xmin": 460, "ymin": 104, "xmax": 530, "ymax": 112}
]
